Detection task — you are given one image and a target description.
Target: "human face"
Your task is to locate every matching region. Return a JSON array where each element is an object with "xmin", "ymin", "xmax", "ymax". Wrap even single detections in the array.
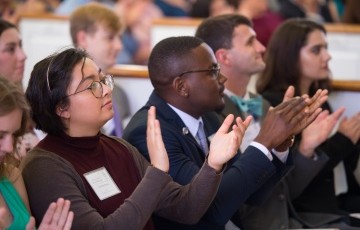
[
  {"xmin": 181, "ymin": 43, "xmax": 227, "ymax": 117},
  {"xmin": 65, "ymin": 58, "xmax": 114, "ymax": 136},
  {"xmin": 82, "ymin": 24, "xmax": 122, "ymax": 71},
  {"xmin": 226, "ymin": 25, "xmax": 266, "ymax": 77},
  {"xmin": 299, "ymin": 29, "xmax": 331, "ymax": 83},
  {"xmin": 0, "ymin": 109, "xmax": 22, "ymax": 162},
  {"xmin": 0, "ymin": 28, "xmax": 26, "ymax": 84}
]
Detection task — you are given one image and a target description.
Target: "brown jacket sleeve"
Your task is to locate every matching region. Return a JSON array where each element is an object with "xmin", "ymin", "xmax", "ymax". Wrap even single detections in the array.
[
  {"xmin": 22, "ymin": 148, "xmax": 171, "ymax": 230},
  {"xmin": 119, "ymin": 138, "xmax": 223, "ymax": 224}
]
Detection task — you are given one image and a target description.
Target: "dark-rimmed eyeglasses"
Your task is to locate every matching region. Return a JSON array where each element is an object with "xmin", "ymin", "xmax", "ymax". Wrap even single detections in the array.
[
  {"xmin": 177, "ymin": 64, "xmax": 221, "ymax": 79},
  {"xmin": 65, "ymin": 74, "xmax": 114, "ymax": 98}
]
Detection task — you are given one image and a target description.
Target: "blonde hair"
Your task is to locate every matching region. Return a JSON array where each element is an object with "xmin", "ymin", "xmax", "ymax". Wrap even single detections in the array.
[
  {"xmin": 70, "ymin": 2, "xmax": 123, "ymax": 46},
  {"xmin": 0, "ymin": 77, "xmax": 29, "ymax": 176}
]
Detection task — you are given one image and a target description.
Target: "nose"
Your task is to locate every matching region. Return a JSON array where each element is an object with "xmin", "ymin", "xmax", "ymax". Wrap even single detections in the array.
[
  {"xmin": 324, "ymin": 49, "xmax": 332, "ymax": 62},
  {"xmin": 0, "ymin": 135, "xmax": 14, "ymax": 154},
  {"xmin": 102, "ymin": 82, "xmax": 113, "ymax": 98},
  {"xmin": 18, "ymin": 47, "xmax": 27, "ymax": 62},
  {"xmin": 114, "ymin": 36, "xmax": 123, "ymax": 53},
  {"xmin": 256, "ymin": 39, "xmax": 266, "ymax": 54}
]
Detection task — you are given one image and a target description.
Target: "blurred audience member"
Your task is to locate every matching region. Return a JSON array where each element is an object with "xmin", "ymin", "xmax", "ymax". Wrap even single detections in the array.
[
  {"xmin": 0, "ymin": 77, "xmax": 73, "ymax": 230},
  {"xmin": 70, "ymin": 3, "xmax": 131, "ymax": 137},
  {"xmin": 0, "ymin": 19, "xmax": 39, "ymax": 159},
  {"xmin": 0, "ymin": 0, "xmax": 59, "ymax": 25},
  {"xmin": 279, "ymin": 0, "xmax": 340, "ymax": 23}
]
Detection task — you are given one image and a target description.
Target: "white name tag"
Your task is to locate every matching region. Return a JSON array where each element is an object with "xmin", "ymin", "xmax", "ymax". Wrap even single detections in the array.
[{"xmin": 84, "ymin": 167, "xmax": 121, "ymax": 200}]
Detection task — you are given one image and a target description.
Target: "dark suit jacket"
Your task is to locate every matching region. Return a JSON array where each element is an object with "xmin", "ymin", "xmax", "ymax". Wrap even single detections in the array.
[
  {"xmin": 262, "ymin": 89, "xmax": 360, "ymax": 215},
  {"xmin": 123, "ymin": 91, "xmax": 290, "ymax": 229},
  {"xmin": 218, "ymin": 94, "xmax": 345, "ymax": 229}
]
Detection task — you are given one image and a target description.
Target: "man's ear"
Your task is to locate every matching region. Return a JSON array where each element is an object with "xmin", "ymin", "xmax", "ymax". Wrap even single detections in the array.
[
  {"xmin": 173, "ymin": 76, "xmax": 189, "ymax": 97},
  {"xmin": 215, "ymin": 48, "xmax": 230, "ymax": 66},
  {"xmin": 56, "ymin": 105, "xmax": 70, "ymax": 119},
  {"xmin": 76, "ymin": 30, "xmax": 89, "ymax": 49}
]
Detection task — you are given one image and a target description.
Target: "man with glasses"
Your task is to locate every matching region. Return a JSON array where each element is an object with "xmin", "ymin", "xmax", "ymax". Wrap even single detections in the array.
[{"xmin": 123, "ymin": 36, "xmax": 327, "ymax": 229}]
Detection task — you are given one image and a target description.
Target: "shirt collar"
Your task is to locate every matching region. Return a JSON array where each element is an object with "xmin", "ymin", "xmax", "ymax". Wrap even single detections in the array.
[
  {"xmin": 168, "ymin": 103, "xmax": 203, "ymax": 138},
  {"xmin": 224, "ymin": 88, "xmax": 250, "ymax": 99}
]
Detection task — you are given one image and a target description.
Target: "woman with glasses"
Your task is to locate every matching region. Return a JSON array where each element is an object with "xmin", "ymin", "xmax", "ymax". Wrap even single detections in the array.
[
  {"xmin": 0, "ymin": 77, "xmax": 73, "ymax": 229},
  {"xmin": 23, "ymin": 48, "xmax": 246, "ymax": 229}
]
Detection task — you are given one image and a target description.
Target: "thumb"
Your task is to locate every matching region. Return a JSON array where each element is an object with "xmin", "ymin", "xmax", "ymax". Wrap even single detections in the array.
[{"xmin": 282, "ymin": 85, "xmax": 295, "ymax": 102}]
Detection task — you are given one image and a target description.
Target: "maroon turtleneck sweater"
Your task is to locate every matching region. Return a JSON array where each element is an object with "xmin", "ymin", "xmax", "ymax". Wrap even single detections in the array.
[{"xmin": 37, "ymin": 133, "xmax": 154, "ymax": 229}]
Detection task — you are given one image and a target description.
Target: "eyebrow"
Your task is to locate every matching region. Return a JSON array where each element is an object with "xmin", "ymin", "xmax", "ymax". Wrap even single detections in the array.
[
  {"xmin": 246, "ymin": 35, "xmax": 255, "ymax": 45},
  {"xmin": 73, "ymin": 68, "xmax": 101, "ymax": 92}
]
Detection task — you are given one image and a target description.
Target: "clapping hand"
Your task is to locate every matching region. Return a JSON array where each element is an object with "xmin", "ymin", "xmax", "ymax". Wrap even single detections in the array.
[
  {"xmin": 338, "ymin": 112, "xmax": 360, "ymax": 145},
  {"xmin": 208, "ymin": 114, "xmax": 252, "ymax": 172},
  {"xmin": 23, "ymin": 198, "xmax": 73, "ymax": 230},
  {"xmin": 146, "ymin": 106, "xmax": 169, "ymax": 173},
  {"xmin": 255, "ymin": 87, "xmax": 328, "ymax": 150},
  {"xmin": 299, "ymin": 107, "xmax": 345, "ymax": 157}
]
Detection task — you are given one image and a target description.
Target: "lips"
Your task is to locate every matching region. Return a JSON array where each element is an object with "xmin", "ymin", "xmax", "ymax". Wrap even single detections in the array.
[
  {"xmin": 102, "ymin": 100, "xmax": 113, "ymax": 108},
  {"xmin": 219, "ymin": 86, "xmax": 225, "ymax": 97}
]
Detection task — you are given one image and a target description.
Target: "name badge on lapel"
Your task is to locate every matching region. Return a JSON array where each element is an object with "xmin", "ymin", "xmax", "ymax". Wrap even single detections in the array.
[{"xmin": 84, "ymin": 167, "xmax": 121, "ymax": 200}]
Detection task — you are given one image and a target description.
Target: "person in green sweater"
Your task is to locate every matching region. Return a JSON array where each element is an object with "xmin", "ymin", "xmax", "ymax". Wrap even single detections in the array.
[{"xmin": 0, "ymin": 77, "xmax": 73, "ymax": 229}]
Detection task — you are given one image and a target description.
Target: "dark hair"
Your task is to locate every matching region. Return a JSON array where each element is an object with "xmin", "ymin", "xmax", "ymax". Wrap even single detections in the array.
[
  {"xmin": 148, "ymin": 36, "xmax": 204, "ymax": 89},
  {"xmin": 343, "ymin": 0, "xmax": 360, "ymax": 24},
  {"xmin": 0, "ymin": 19, "xmax": 17, "ymax": 37},
  {"xmin": 25, "ymin": 48, "xmax": 89, "ymax": 135},
  {"xmin": 195, "ymin": 14, "xmax": 252, "ymax": 53},
  {"xmin": 0, "ymin": 77, "xmax": 29, "ymax": 175},
  {"xmin": 256, "ymin": 18, "xmax": 330, "ymax": 96}
]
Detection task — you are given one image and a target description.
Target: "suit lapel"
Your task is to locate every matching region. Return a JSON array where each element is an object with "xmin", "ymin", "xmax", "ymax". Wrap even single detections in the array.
[
  {"xmin": 222, "ymin": 95, "xmax": 247, "ymax": 120},
  {"xmin": 147, "ymin": 91, "xmax": 205, "ymax": 156}
]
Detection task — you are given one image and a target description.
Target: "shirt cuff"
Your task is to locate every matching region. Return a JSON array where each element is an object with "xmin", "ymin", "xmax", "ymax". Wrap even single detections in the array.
[
  {"xmin": 250, "ymin": 141, "xmax": 273, "ymax": 161},
  {"xmin": 272, "ymin": 149, "xmax": 289, "ymax": 163}
]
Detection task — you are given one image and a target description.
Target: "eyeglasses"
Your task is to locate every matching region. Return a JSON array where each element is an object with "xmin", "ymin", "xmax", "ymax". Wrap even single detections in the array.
[
  {"xmin": 178, "ymin": 64, "xmax": 221, "ymax": 79},
  {"xmin": 66, "ymin": 74, "xmax": 114, "ymax": 98}
]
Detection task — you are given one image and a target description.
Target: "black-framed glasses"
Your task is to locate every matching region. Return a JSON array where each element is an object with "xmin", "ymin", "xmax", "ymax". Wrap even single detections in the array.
[
  {"xmin": 178, "ymin": 64, "xmax": 221, "ymax": 79},
  {"xmin": 66, "ymin": 74, "xmax": 114, "ymax": 98}
]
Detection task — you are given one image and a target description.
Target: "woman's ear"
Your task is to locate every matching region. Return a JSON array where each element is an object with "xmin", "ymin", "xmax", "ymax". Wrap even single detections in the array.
[
  {"xmin": 56, "ymin": 105, "xmax": 70, "ymax": 119},
  {"xmin": 173, "ymin": 76, "xmax": 189, "ymax": 97}
]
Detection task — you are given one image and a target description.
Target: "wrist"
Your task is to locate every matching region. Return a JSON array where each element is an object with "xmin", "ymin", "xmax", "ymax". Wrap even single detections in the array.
[
  {"xmin": 150, "ymin": 164, "xmax": 169, "ymax": 174},
  {"xmin": 298, "ymin": 143, "xmax": 315, "ymax": 158},
  {"xmin": 207, "ymin": 158, "xmax": 223, "ymax": 173}
]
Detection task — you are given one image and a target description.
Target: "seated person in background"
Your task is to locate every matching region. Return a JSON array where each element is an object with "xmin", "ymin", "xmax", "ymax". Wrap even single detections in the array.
[
  {"xmin": 23, "ymin": 47, "xmax": 243, "ymax": 229},
  {"xmin": 115, "ymin": 0, "xmax": 163, "ymax": 65},
  {"xmin": 279, "ymin": 0, "xmax": 340, "ymax": 23},
  {"xmin": 193, "ymin": 0, "xmax": 283, "ymax": 46},
  {"xmin": 257, "ymin": 18, "xmax": 360, "ymax": 227},
  {"xmin": 70, "ymin": 3, "xmax": 130, "ymax": 137},
  {"xmin": 0, "ymin": 77, "xmax": 73, "ymax": 230},
  {"xmin": 343, "ymin": 0, "xmax": 360, "ymax": 24},
  {"xmin": 235, "ymin": 0, "xmax": 283, "ymax": 47},
  {"xmin": 123, "ymin": 35, "xmax": 328, "ymax": 229},
  {"xmin": 0, "ymin": 0, "xmax": 58, "ymax": 25},
  {"xmin": 0, "ymin": 19, "xmax": 38, "ymax": 158},
  {"xmin": 154, "ymin": 0, "xmax": 191, "ymax": 16},
  {"xmin": 196, "ymin": 13, "xmax": 355, "ymax": 229}
]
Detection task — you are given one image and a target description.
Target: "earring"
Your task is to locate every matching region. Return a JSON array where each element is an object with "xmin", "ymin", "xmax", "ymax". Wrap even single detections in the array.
[{"xmin": 184, "ymin": 92, "xmax": 188, "ymax": 97}]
